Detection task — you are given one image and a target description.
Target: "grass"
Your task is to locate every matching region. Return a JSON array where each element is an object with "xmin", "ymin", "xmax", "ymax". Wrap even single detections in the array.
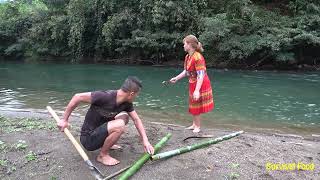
[
  {"xmin": 0, "ymin": 116, "xmax": 56, "ymax": 176},
  {"xmin": 0, "ymin": 116, "xmax": 56, "ymax": 133},
  {"xmin": 0, "ymin": 159, "xmax": 16, "ymax": 175},
  {"xmin": 25, "ymin": 151, "xmax": 37, "ymax": 162},
  {"xmin": 228, "ymin": 163, "xmax": 240, "ymax": 179},
  {"xmin": 14, "ymin": 140, "xmax": 28, "ymax": 150},
  {"xmin": 231, "ymin": 163, "xmax": 240, "ymax": 168},
  {"xmin": 0, "ymin": 139, "xmax": 36, "ymax": 175},
  {"xmin": 10, "ymin": 166, "xmax": 16, "ymax": 172},
  {"xmin": 0, "ymin": 140, "xmax": 29, "ymax": 153},
  {"xmin": 229, "ymin": 172, "xmax": 240, "ymax": 179},
  {"xmin": 0, "ymin": 140, "xmax": 8, "ymax": 152},
  {"xmin": 0, "ymin": 159, "xmax": 8, "ymax": 167}
]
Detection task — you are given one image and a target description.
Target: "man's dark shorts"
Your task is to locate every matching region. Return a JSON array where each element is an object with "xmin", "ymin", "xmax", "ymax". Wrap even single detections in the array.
[
  {"xmin": 80, "ymin": 122, "xmax": 109, "ymax": 151},
  {"xmin": 80, "ymin": 111, "xmax": 128, "ymax": 151}
]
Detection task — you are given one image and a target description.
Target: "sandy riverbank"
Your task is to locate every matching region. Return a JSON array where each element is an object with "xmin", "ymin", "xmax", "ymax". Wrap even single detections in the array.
[{"xmin": 0, "ymin": 111, "xmax": 319, "ymax": 180}]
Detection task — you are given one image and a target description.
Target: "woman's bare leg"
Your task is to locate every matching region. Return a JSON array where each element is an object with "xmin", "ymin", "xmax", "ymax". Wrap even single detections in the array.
[{"xmin": 193, "ymin": 115, "xmax": 201, "ymax": 133}]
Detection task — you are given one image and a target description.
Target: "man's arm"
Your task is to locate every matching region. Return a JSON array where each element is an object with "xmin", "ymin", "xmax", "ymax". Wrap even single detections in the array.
[
  {"xmin": 128, "ymin": 110, "xmax": 155, "ymax": 154},
  {"xmin": 59, "ymin": 92, "xmax": 91, "ymax": 131}
]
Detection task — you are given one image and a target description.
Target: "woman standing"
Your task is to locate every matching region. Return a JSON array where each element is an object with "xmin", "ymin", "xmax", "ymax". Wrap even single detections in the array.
[{"xmin": 170, "ymin": 35, "xmax": 214, "ymax": 133}]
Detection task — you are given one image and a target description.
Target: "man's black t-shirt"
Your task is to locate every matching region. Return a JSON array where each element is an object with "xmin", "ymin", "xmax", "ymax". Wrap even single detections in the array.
[{"xmin": 81, "ymin": 90, "xmax": 134, "ymax": 136}]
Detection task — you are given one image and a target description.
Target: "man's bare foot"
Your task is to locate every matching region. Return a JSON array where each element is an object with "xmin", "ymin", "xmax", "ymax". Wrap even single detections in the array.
[
  {"xmin": 110, "ymin": 144, "xmax": 122, "ymax": 150},
  {"xmin": 97, "ymin": 154, "xmax": 120, "ymax": 166},
  {"xmin": 193, "ymin": 127, "xmax": 201, "ymax": 133},
  {"xmin": 185, "ymin": 125, "xmax": 195, "ymax": 130}
]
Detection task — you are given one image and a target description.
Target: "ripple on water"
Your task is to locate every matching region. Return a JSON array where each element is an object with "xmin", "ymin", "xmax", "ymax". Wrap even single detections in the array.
[
  {"xmin": 307, "ymin": 104, "xmax": 316, "ymax": 107},
  {"xmin": 150, "ymin": 99, "xmax": 161, "ymax": 102},
  {"xmin": 0, "ymin": 97, "xmax": 13, "ymax": 102},
  {"xmin": 305, "ymin": 79, "xmax": 319, "ymax": 82},
  {"xmin": 0, "ymin": 89, "xmax": 15, "ymax": 94},
  {"xmin": 48, "ymin": 100, "xmax": 60, "ymax": 104}
]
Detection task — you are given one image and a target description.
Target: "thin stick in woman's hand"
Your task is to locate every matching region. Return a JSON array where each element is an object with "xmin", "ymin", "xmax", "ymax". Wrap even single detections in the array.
[{"xmin": 162, "ymin": 81, "xmax": 169, "ymax": 86}]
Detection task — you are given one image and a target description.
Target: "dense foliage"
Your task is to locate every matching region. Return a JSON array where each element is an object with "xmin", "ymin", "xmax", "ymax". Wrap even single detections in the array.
[{"xmin": 1, "ymin": 0, "xmax": 319, "ymax": 69}]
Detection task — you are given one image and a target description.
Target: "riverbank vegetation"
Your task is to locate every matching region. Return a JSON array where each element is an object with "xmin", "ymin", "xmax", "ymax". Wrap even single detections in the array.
[{"xmin": 1, "ymin": 0, "xmax": 320, "ymax": 70}]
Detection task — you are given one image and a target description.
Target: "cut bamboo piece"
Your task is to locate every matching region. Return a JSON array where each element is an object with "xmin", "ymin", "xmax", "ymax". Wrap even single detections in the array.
[
  {"xmin": 103, "ymin": 166, "xmax": 130, "ymax": 180},
  {"xmin": 118, "ymin": 133, "xmax": 172, "ymax": 180},
  {"xmin": 151, "ymin": 131, "xmax": 244, "ymax": 160}
]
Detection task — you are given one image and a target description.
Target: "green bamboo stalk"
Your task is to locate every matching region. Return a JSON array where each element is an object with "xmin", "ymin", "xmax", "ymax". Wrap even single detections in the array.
[
  {"xmin": 151, "ymin": 131, "xmax": 244, "ymax": 160},
  {"xmin": 118, "ymin": 133, "xmax": 172, "ymax": 180}
]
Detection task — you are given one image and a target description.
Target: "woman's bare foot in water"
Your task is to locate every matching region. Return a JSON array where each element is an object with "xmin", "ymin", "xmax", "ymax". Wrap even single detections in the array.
[
  {"xmin": 193, "ymin": 127, "xmax": 201, "ymax": 133},
  {"xmin": 97, "ymin": 154, "xmax": 120, "ymax": 166},
  {"xmin": 110, "ymin": 144, "xmax": 122, "ymax": 150},
  {"xmin": 185, "ymin": 125, "xmax": 195, "ymax": 130}
]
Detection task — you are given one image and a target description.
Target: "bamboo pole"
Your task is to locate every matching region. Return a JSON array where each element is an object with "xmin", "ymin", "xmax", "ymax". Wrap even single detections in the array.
[
  {"xmin": 118, "ymin": 133, "xmax": 172, "ymax": 180},
  {"xmin": 151, "ymin": 131, "xmax": 244, "ymax": 160},
  {"xmin": 103, "ymin": 166, "xmax": 130, "ymax": 180},
  {"xmin": 47, "ymin": 106, "xmax": 105, "ymax": 180}
]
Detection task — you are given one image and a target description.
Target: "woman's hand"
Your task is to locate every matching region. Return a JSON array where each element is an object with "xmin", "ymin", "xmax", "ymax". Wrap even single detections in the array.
[
  {"xmin": 170, "ymin": 77, "xmax": 178, "ymax": 84},
  {"xmin": 193, "ymin": 90, "xmax": 200, "ymax": 101}
]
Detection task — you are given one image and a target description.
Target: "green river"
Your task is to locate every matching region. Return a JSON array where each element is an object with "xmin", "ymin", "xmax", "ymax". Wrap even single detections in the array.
[{"xmin": 1, "ymin": 62, "xmax": 319, "ymax": 135}]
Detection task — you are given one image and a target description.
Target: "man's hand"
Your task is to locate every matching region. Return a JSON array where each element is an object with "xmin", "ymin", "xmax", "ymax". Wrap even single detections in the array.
[
  {"xmin": 143, "ymin": 141, "xmax": 155, "ymax": 155},
  {"xmin": 129, "ymin": 110, "xmax": 155, "ymax": 155},
  {"xmin": 57, "ymin": 119, "xmax": 69, "ymax": 132}
]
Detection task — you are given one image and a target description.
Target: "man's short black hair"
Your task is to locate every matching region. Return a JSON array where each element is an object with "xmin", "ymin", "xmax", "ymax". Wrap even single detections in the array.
[{"xmin": 121, "ymin": 76, "xmax": 142, "ymax": 93}]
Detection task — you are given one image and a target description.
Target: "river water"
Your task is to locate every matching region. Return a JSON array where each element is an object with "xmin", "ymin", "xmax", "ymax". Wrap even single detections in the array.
[{"xmin": 1, "ymin": 62, "xmax": 319, "ymax": 135}]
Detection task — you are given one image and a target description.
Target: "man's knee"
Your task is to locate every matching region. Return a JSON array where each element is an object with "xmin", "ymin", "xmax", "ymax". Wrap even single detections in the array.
[
  {"xmin": 113, "ymin": 125, "xmax": 126, "ymax": 134},
  {"xmin": 115, "ymin": 113, "xmax": 129, "ymax": 125},
  {"xmin": 108, "ymin": 120, "xmax": 126, "ymax": 134},
  {"xmin": 123, "ymin": 117, "xmax": 129, "ymax": 125}
]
